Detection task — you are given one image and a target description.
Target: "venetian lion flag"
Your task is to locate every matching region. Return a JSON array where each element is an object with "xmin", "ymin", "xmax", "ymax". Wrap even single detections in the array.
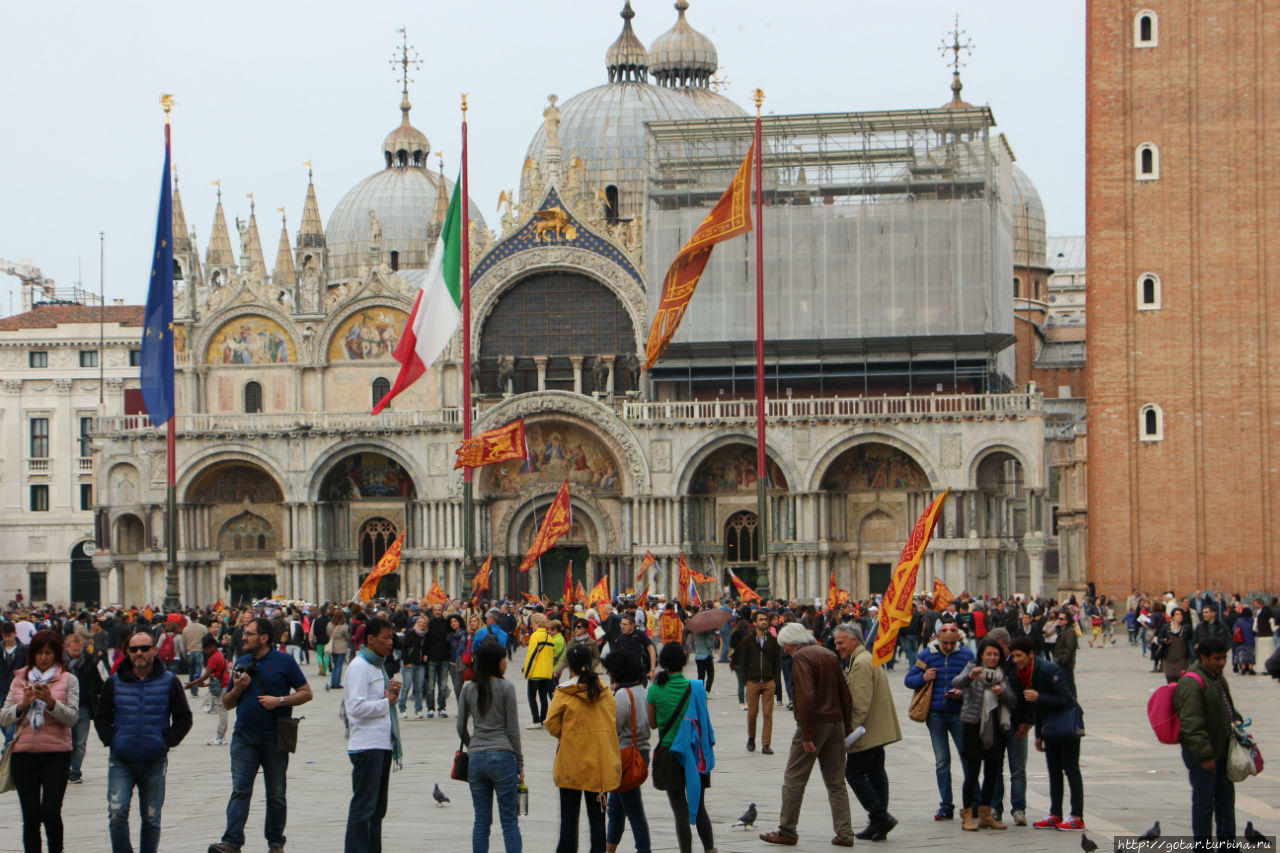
[
  {"xmin": 643, "ymin": 141, "xmax": 755, "ymax": 369},
  {"xmin": 455, "ymin": 419, "xmax": 528, "ymax": 469},
  {"xmin": 872, "ymin": 489, "xmax": 950, "ymax": 666},
  {"xmin": 471, "ymin": 556, "xmax": 493, "ymax": 601},
  {"xmin": 575, "ymin": 580, "xmax": 588, "ymax": 606},
  {"xmin": 563, "ymin": 561, "xmax": 575, "ymax": 605},
  {"xmin": 372, "ymin": 179, "xmax": 463, "ymax": 414},
  {"xmin": 588, "ymin": 576, "xmax": 610, "ymax": 608},
  {"xmin": 519, "ymin": 480, "xmax": 572, "ymax": 572},
  {"xmin": 932, "ymin": 577, "xmax": 956, "ymax": 611},
  {"xmin": 637, "ymin": 551, "xmax": 656, "ymax": 584},
  {"xmin": 728, "ymin": 567, "xmax": 761, "ymax": 604},
  {"xmin": 359, "ymin": 532, "xmax": 405, "ymax": 602},
  {"xmin": 827, "ymin": 571, "xmax": 840, "ymax": 611},
  {"xmin": 424, "ymin": 579, "xmax": 449, "ymax": 607}
]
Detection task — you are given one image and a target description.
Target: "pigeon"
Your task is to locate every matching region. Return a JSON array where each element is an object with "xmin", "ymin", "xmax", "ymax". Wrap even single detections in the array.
[
  {"xmin": 1139, "ymin": 821, "xmax": 1161, "ymax": 843},
  {"xmin": 1082, "ymin": 834, "xmax": 1098, "ymax": 853},
  {"xmin": 732, "ymin": 803, "xmax": 758, "ymax": 829},
  {"xmin": 433, "ymin": 783, "xmax": 451, "ymax": 806},
  {"xmin": 1245, "ymin": 822, "xmax": 1268, "ymax": 847}
]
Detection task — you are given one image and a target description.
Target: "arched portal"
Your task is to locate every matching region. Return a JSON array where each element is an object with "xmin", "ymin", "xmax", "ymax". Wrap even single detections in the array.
[
  {"xmin": 358, "ymin": 518, "xmax": 400, "ymax": 598},
  {"xmin": 684, "ymin": 443, "xmax": 788, "ymax": 574},
  {"xmin": 70, "ymin": 541, "xmax": 98, "ymax": 606},
  {"xmin": 478, "ymin": 273, "xmax": 635, "ymax": 395},
  {"xmin": 515, "ymin": 503, "xmax": 596, "ymax": 603},
  {"xmin": 113, "ymin": 514, "xmax": 144, "ymax": 554}
]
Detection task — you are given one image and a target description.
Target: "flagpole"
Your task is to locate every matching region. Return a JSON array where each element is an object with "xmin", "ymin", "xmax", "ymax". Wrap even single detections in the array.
[
  {"xmin": 460, "ymin": 94, "xmax": 475, "ymax": 575},
  {"xmin": 161, "ymin": 95, "xmax": 181, "ymax": 611},
  {"xmin": 752, "ymin": 90, "xmax": 769, "ymax": 599}
]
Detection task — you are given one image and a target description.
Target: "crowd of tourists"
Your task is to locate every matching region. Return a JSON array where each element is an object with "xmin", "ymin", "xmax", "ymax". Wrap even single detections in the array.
[{"xmin": 0, "ymin": 583, "xmax": 1258, "ymax": 852}]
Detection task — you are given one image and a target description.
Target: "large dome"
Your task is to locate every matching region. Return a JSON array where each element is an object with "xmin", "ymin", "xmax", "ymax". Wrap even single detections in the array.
[{"xmin": 326, "ymin": 97, "xmax": 485, "ymax": 284}]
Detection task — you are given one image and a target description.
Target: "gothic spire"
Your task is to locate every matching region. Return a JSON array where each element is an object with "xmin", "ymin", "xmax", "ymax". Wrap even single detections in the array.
[
  {"xmin": 273, "ymin": 211, "xmax": 296, "ymax": 285},
  {"xmin": 206, "ymin": 182, "xmax": 234, "ymax": 267},
  {"xmin": 297, "ymin": 165, "xmax": 325, "ymax": 249}
]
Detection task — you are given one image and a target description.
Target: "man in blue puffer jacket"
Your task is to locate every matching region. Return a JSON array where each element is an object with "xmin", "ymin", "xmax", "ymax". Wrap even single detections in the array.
[
  {"xmin": 94, "ymin": 629, "xmax": 193, "ymax": 853},
  {"xmin": 904, "ymin": 621, "xmax": 975, "ymax": 820}
]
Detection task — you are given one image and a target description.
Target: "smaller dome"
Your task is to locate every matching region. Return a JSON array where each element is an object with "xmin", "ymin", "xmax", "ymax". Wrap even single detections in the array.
[
  {"xmin": 382, "ymin": 93, "xmax": 430, "ymax": 169},
  {"xmin": 1010, "ymin": 166, "xmax": 1047, "ymax": 269},
  {"xmin": 650, "ymin": 1, "xmax": 718, "ymax": 88},
  {"xmin": 606, "ymin": 0, "xmax": 648, "ymax": 83}
]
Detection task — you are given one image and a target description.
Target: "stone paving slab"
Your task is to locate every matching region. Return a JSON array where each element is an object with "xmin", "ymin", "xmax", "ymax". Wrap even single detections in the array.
[{"xmin": 4, "ymin": 642, "xmax": 1277, "ymax": 851}]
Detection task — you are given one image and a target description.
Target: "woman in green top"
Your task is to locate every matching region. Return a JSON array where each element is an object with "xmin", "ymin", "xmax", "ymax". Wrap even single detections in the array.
[{"xmin": 646, "ymin": 643, "xmax": 717, "ymax": 853}]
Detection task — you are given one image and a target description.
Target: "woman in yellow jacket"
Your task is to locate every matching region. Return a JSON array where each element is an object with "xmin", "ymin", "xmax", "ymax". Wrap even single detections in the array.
[
  {"xmin": 523, "ymin": 613, "xmax": 557, "ymax": 728},
  {"xmin": 546, "ymin": 643, "xmax": 622, "ymax": 853}
]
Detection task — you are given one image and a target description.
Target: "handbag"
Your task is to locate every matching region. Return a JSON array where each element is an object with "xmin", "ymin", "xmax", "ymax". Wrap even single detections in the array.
[
  {"xmin": 1042, "ymin": 701, "xmax": 1086, "ymax": 740},
  {"xmin": 614, "ymin": 687, "xmax": 649, "ymax": 792},
  {"xmin": 253, "ymin": 672, "xmax": 301, "ymax": 753},
  {"xmin": 651, "ymin": 683, "xmax": 692, "ymax": 791},
  {"xmin": 908, "ymin": 682, "xmax": 932, "ymax": 723},
  {"xmin": 0, "ymin": 716, "xmax": 28, "ymax": 794},
  {"xmin": 451, "ymin": 738, "xmax": 470, "ymax": 781},
  {"xmin": 1227, "ymin": 734, "xmax": 1263, "ymax": 782}
]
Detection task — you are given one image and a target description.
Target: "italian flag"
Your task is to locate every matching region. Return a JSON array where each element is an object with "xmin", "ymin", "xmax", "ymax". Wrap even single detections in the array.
[{"xmin": 372, "ymin": 179, "xmax": 463, "ymax": 414}]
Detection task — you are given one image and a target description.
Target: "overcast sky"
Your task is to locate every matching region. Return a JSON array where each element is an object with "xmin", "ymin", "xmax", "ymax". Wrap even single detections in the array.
[{"xmin": 0, "ymin": 0, "xmax": 1083, "ymax": 314}]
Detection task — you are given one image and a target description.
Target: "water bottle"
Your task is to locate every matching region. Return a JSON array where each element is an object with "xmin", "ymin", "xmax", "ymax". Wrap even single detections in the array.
[{"xmin": 517, "ymin": 782, "xmax": 529, "ymax": 815}]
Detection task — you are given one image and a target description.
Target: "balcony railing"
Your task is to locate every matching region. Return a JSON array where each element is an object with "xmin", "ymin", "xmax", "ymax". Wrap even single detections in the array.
[
  {"xmin": 77, "ymin": 457, "xmax": 94, "ymax": 474},
  {"xmin": 92, "ymin": 392, "xmax": 1041, "ymax": 437},
  {"xmin": 27, "ymin": 457, "xmax": 50, "ymax": 474}
]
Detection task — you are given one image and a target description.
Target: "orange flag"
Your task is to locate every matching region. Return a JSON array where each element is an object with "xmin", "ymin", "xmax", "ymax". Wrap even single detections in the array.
[
  {"xmin": 677, "ymin": 555, "xmax": 692, "ymax": 606},
  {"xmin": 455, "ymin": 419, "xmax": 528, "ymax": 469},
  {"xmin": 827, "ymin": 570, "xmax": 840, "ymax": 611},
  {"xmin": 872, "ymin": 489, "xmax": 950, "ymax": 667},
  {"xmin": 360, "ymin": 532, "xmax": 405, "ymax": 602},
  {"xmin": 643, "ymin": 142, "xmax": 756, "ymax": 369},
  {"xmin": 142, "ymin": 606, "xmax": 154, "ymax": 621},
  {"xmin": 521, "ymin": 591, "xmax": 541, "ymax": 604},
  {"xmin": 932, "ymin": 577, "xmax": 956, "ymax": 611},
  {"xmin": 575, "ymin": 580, "xmax": 588, "ymax": 606},
  {"xmin": 588, "ymin": 576, "xmax": 610, "ymax": 608},
  {"xmin": 520, "ymin": 480, "xmax": 572, "ymax": 572},
  {"xmin": 213, "ymin": 599, "xmax": 226, "ymax": 613},
  {"xmin": 637, "ymin": 551, "xmax": 656, "ymax": 583},
  {"xmin": 471, "ymin": 556, "xmax": 493, "ymax": 602},
  {"xmin": 689, "ymin": 566, "xmax": 717, "ymax": 585},
  {"xmin": 563, "ymin": 561, "xmax": 575, "ymax": 605},
  {"xmin": 424, "ymin": 578, "xmax": 449, "ymax": 607},
  {"xmin": 728, "ymin": 568, "xmax": 761, "ymax": 603},
  {"xmin": 636, "ymin": 588, "xmax": 648, "ymax": 612}
]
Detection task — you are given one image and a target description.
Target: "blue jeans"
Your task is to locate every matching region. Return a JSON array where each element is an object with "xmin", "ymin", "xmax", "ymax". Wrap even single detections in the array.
[
  {"xmin": 718, "ymin": 624, "xmax": 732, "ymax": 662},
  {"xmin": 330, "ymin": 654, "xmax": 346, "ymax": 689},
  {"xmin": 345, "ymin": 749, "xmax": 392, "ymax": 853},
  {"xmin": 427, "ymin": 661, "xmax": 450, "ymax": 711},
  {"xmin": 469, "ymin": 749, "xmax": 522, "ymax": 853},
  {"xmin": 925, "ymin": 710, "xmax": 966, "ymax": 810},
  {"xmin": 222, "ymin": 732, "xmax": 290, "ymax": 849},
  {"xmin": 187, "ymin": 651, "xmax": 204, "ymax": 694},
  {"xmin": 899, "ymin": 635, "xmax": 920, "ymax": 666},
  {"xmin": 107, "ymin": 753, "xmax": 167, "ymax": 853},
  {"xmin": 991, "ymin": 726, "xmax": 1028, "ymax": 814},
  {"xmin": 1181, "ymin": 748, "xmax": 1235, "ymax": 841},
  {"xmin": 606, "ymin": 750, "xmax": 651, "ymax": 853},
  {"xmin": 70, "ymin": 705, "xmax": 92, "ymax": 779},
  {"xmin": 399, "ymin": 664, "xmax": 425, "ymax": 714}
]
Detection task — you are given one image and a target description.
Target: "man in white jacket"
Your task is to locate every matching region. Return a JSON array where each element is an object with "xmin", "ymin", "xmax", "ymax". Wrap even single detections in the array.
[{"xmin": 343, "ymin": 617, "xmax": 402, "ymax": 853}]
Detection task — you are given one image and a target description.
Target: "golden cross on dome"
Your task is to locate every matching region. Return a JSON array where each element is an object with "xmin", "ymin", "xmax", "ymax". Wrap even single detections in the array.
[
  {"xmin": 390, "ymin": 28, "xmax": 421, "ymax": 96},
  {"xmin": 940, "ymin": 15, "xmax": 974, "ymax": 77}
]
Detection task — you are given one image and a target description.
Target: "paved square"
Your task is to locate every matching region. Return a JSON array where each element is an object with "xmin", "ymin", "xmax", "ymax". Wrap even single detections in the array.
[{"xmin": 16, "ymin": 643, "xmax": 1279, "ymax": 851}]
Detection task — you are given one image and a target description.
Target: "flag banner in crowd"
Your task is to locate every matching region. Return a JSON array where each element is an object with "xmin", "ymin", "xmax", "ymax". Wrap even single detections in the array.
[
  {"xmin": 677, "ymin": 555, "xmax": 692, "ymax": 606},
  {"xmin": 423, "ymin": 579, "xmax": 449, "ymax": 607},
  {"xmin": 471, "ymin": 555, "xmax": 492, "ymax": 600},
  {"xmin": 360, "ymin": 532, "xmax": 405, "ymax": 602},
  {"xmin": 827, "ymin": 570, "xmax": 840, "ymax": 611},
  {"xmin": 454, "ymin": 419, "xmax": 528, "ymax": 469},
  {"xmin": 588, "ymin": 576, "xmax": 610, "ymax": 608},
  {"xmin": 643, "ymin": 141, "xmax": 756, "ymax": 369},
  {"xmin": 140, "ymin": 127, "xmax": 175, "ymax": 426},
  {"xmin": 213, "ymin": 599, "xmax": 225, "ymax": 613},
  {"xmin": 521, "ymin": 591, "xmax": 541, "ymax": 604},
  {"xmin": 372, "ymin": 178, "xmax": 463, "ymax": 414},
  {"xmin": 519, "ymin": 480, "xmax": 572, "ymax": 571},
  {"xmin": 637, "ymin": 551, "xmax": 656, "ymax": 583},
  {"xmin": 728, "ymin": 567, "xmax": 761, "ymax": 603},
  {"xmin": 563, "ymin": 561, "xmax": 575, "ymax": 605},
  {"xmin": 689, "ymin": 567, "xmax": 717, "ymax": 585},
  {"xmin": 687, "ymin": 574, "xmax": 702, "ymax": 608},
  {"xmin": 636, "ymin": 588, "xmax": 648, "ymax": 611},
  {"xmin": 932, "ymin": 576, "xmax": 956, "ymax": 611},
  {"xmin": 575, "ymin": 579, "xmax": 588, "ymax": 606},
  {"xmin": 872, "ymin": 489, "xmax": 950, "ymax": 666}
]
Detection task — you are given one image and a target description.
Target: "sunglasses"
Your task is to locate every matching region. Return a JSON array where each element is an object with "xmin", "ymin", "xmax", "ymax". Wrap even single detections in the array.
[{"xmin": 128, "ymin": 645, "xmax": 154, "ymax": 652}]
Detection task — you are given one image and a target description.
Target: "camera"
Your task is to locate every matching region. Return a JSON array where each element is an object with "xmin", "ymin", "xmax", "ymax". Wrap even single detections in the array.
[
  {"xmin": 983, "ymin": 668, "xmax": 1000, "ymax": 684},
  {"xmin": 234, "ymin": 661, "xmax": 258, "ymax": 678}
]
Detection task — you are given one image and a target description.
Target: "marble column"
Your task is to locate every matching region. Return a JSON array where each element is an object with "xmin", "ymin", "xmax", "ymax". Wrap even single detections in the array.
[
  {"xmin": 1024, "ymin": 533, "xmax": 1046, "ymax": 598},
  {"xmin": 570, "ymin": 356, "xmax": 584, "ymax": 394}
]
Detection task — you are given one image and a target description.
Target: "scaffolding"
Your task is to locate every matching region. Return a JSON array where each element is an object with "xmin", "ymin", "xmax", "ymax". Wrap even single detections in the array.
[{"xmin": 642, "ymin": 106, "xmax": 1015, "ymax": 392}]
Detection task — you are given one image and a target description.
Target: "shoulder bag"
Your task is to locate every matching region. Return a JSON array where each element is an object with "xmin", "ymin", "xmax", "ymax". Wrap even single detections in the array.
[
  {"xmin": 451, "ymin": 737, "xmax": 470, "ymax": 781},
  {"xmin": 253, "ymin": 671, "xmax": 301, "ymax": 754},
  {"xmin": 908, "ymin": 662, "xmax": 931, "ymax": 723},
  {"xmin": 614, "ymin": 687, "xmax": 648, "ymax": 792},
  {"xmin": 0, "ymin": 715, "xmax": 29, "ymax": 794},
  {"xmin": 650, "ymin": 683, "xmax": 692, "ymax": 791}
]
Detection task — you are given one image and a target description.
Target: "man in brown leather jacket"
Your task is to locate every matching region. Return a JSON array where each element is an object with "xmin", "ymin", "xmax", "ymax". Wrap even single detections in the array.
[{"xmin": 759, "ymin": 623, "xmax": 856, "ymax": 847}]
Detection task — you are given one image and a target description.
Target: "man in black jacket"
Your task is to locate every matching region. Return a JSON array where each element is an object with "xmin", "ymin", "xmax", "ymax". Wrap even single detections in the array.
[
  {"xmin": 425, "ymin": 604, "xmax": 453, "ymax": 718},
  {"xmin": 736, "ymin": 610, "xmax": 782, "ymax": 754},
  {"xmin": 1194, "ymin": 605, "xmax": 1230, "ymax": 657},
  {"xmin": 0, "ymin": 621, "xmax": 28, "ymax": 750}
]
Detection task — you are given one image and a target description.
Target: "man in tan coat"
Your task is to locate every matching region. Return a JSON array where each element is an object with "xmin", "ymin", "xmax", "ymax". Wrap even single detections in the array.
[{"xmin": 835, "ymin": 622, "xmax": 902, "ymax": 840}]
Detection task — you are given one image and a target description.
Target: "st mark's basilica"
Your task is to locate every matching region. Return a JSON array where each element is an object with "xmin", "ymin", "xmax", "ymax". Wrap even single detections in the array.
[{"xmin": 88, "ymin": 2, "xmax": 1057, "ymax": 608}]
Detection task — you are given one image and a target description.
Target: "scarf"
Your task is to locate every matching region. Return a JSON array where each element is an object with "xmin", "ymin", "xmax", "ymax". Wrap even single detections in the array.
[
  {"xmin": 358, "ymin": 647, "xmax": 402, "ymax": 769},
  {"xmin": 977, "ymin": 666, "xmax": 1011, "ymax": 750},
  {"xmin": 28, "ymin": 666, "xmax": 57, "ymax": 730}
]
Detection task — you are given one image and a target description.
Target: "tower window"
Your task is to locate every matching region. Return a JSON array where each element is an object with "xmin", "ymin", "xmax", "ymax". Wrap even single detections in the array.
[
  {"xmin": 1140, "ymin": 403, "xmax": 1164, "ymax": 441},
  {"xmin": 1138, "ymin": 272, "xmax": 1161, "ymax": 309},
  {"xmin": 1136, "ymin": 143, "xmax": 1159, "ymax": 180},
  {"xmin": 244, "ymin": 380, "xmax": 263, "ymax": 414},
  {"xmin": 604, "ymin": 185, "xmax": 619, "ymax": 223},
  {"xmin": 372, "ymin": 377, "xmax": 391, "ymax": 409},
  {"xmin": 1013, "ymin": 277, "xmax": 1021, "ymax": 298},
  {"xmin": 389, "ymin": 250, "xmax": 399, "ymax": 271},
  {"xmin": 1135, "ymin": 10, "xmax": 1158, "ymax": 47}
]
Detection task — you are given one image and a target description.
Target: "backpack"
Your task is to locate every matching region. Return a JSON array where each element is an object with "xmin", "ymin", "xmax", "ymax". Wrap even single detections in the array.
[
  {"xmin": 1148, "ymin": 670, "xmax": 1204, "ymax": 744},
  {"xmin": 157, "ymin": 633, "xmax": 176, "ymax": 662},
  {"xmin": 1234, "ymin": 624, "xmax": 1245, "ymax": 644}
]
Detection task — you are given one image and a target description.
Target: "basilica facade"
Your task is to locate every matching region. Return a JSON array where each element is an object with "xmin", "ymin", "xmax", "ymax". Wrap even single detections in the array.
[{"xmin": 89, "ymin": 2, "xmax": 1054, "ymax": 608}]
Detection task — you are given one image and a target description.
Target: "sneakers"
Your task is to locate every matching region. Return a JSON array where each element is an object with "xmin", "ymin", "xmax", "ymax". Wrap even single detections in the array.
[
  {"xmin": 934, "ymin": 807, "xmax": 954, "ymax": 821},
  {"xmin": 1012, "ymin": 810, "xmax": 1027, "ymax": 826},
  {"xmin": 1033, "ymin": 815, "xmax": 1063, "ymax": 829},
  {"xmin": 68, "ymin": 775, "xmax": 83, "ymax": 784},
  {"xmin": 413, "ymin": 712, "xmax": 423, "ymax": 720},
  {"xmin": 747, "ymin": 737, "xmax": 756, "ymax": 752},
  {"xmin": 1055, "ymin": 817, "xmax": 1086, "ymax": 832},
  {"xmin": 426, "ymin": 710, "xmax": 435, "ymax": 719},
  {"xmin": 439, "ymin": 710, "xmax": 448, "ymax": 718},
  {"xmin": 527, "ymin": 722, "xmax": 543, "ymax": 730},
  {"xmin": 739, "ymin": 703, "xmax": 748, "ymax": 711},
  {"xmin": 207, "ymin": 738, "xmax": 227, "ymax": 746}
]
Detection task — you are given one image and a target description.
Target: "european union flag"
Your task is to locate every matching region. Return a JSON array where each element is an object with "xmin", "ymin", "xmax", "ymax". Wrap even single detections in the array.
[{"xmin": 140, "ymin": 136, "xmax": 174, "ymax": 425}]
